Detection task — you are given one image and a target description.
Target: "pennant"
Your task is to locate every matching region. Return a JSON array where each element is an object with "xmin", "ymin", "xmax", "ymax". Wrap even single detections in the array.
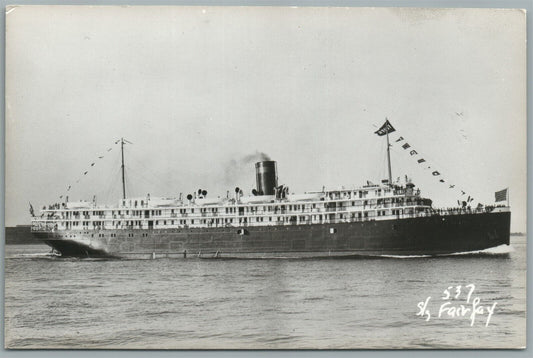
[
  {"xmin": 67, "ymin": 186, "xmax": 71, "ymax": 191},
  {"xmin": 384, "ymin": 130, "xmax": 472, "ymax": 202},
  {"xmin": 107, "ymin": 148, "xmax": 112, "ymax": 152},
  {"xmin": 84, "ymin": 171, "xmax": 88, "ymax": 175},
  {"xmin": 91, "ymin": 163, "xmax": 95, "ymax": 166},
  {"xmin": 98, "ymin": 156, "xmax": 104, "ymax": 159},
  {"xmin": 59, "ymin": 195, "xmax": 63, "ymax": 199},
  {"xmin": 374, "ymin": 119, "xmax": 396, "ymax": 136}
]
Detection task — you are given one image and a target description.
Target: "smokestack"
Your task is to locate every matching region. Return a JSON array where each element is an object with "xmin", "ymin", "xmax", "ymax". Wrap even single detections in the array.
[{"xmin": 255, "ymin": 161, "xmax": 278, "ymax": 195}]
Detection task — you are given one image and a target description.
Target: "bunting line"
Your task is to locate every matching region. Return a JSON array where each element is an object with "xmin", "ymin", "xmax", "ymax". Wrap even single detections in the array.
[
  {"xmin": 59, "ymin": 141, "xmax": 120, "ymax": 202},
  {"xmin": 376, "ymin": 119, "xmax": 474, "ymax": 206}
]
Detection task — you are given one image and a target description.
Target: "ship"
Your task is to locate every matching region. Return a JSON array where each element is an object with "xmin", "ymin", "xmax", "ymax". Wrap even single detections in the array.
[{"xmin": 30, "ymin": 122, "xmax": 511, "ymax": 259}]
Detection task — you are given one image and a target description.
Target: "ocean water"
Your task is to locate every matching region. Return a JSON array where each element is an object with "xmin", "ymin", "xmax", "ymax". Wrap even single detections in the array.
[{"xmin": 4, "ymin": 235, "xmax": 526, "ymax": 349}]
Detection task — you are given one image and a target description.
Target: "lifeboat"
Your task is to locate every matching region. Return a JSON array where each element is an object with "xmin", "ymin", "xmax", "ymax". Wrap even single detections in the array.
[
  {"xmin": 239, "ymin": 195, "xmax": 276, "ymax": 204},
  {"xmin": 286, "ymin": 193, "xmax": 325, "ymax": 202},
  {"xmin": 65, "ymin": 201, "xmax": 92, "ymax": 209},
  {"xmin": 149, "ymin": 197, "xmax": 180, "ymax": 207},
  {"xmin": 194, "ymin": 197, "xmax": 224, "ymax": 206}
]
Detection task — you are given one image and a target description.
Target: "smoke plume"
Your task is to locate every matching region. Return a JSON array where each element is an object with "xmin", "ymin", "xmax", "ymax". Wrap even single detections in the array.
[
  {"xmin": 241, "ymin": 151, "xmax": 271, "ymax": 163},
  {"xmin": 223, "ymin": 151, "xmax": 271, "ymax": 185}
]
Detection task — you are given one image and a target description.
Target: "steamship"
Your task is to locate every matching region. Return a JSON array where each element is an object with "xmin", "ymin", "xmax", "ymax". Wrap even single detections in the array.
[{"xmin": 30, "ymin": 128, "xmax": 511, "ymax": 259}]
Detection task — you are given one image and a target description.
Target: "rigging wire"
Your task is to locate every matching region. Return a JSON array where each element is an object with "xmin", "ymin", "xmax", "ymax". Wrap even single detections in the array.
[
  {"xmin": 380, "ymin": 138, "xmax": 387, "ymax": 182},
  {"xmin": 389, "ymin": 142, "xmax": 470, "ymax": 197},
  {"xmin": 371, "ymin": 137, "xmax": 387, "ymax": 183},
  {"xmin": 102, "ymin": 165, "xmax": 122, "ymax": 205},
  {"xmin": 384, "ymin": 124, "xmax": 477, "ymax": 202},
  {"xmin": 124, "ymin": 149, "xmax": 174, "ymax": 194},
  {"xmin": 128, "ymin": 153, "xmax": 170, "ymax": 187},
  {"xmin": 58, "ymin": 141, "xmax": 120, "ymax": 202},
  {"xmin": 124, "ymin": 164, "xmax": 169, "ymax": 197},
  {"xmin": 389, "ymin": 132, "xmax": 469, "ymax": 187}
]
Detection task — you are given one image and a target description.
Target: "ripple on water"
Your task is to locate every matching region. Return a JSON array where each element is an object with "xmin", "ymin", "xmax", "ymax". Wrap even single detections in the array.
[{"xmin": 4, "ymin": 243, "xmax": 527, "ymax": 349}]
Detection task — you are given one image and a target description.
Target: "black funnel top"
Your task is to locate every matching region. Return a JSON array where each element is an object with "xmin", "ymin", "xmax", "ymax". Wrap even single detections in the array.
[{"xmin": 255, "ymin": 161, "xmax": 278, "ymax": 196}]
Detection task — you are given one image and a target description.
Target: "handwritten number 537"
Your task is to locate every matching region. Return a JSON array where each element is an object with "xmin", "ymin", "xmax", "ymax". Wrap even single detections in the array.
[{"xmin": 442, "ymin": 284, "xmax": 475, "ymax": 303}]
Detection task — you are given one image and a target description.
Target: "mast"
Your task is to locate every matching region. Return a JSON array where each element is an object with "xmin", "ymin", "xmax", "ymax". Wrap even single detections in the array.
[
  {"xmin": 374, "ymin": 119, "xmax": 395, "ymax": 186},
  {"xmin": 121, "ymin": 138, "xmax": 126, "ymax": 200},
  {"xmin": 386, "ymin": 130, "xmax": 392, "ymax": 186},
  {"xmin": 118, "ymin": 138, "xmax": 132, "ymax": 200}
]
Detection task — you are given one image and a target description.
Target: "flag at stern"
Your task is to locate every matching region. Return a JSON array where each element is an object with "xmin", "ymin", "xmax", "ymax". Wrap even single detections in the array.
[{"xmin": 495, "ymin": 188, "xmax": 508, "ymax": 203}]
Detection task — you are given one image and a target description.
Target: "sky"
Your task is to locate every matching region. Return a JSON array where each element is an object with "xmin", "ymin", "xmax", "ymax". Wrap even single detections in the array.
[{"xmin": 5, "ymin": 6, "xmax": 527, "ymax": 231}]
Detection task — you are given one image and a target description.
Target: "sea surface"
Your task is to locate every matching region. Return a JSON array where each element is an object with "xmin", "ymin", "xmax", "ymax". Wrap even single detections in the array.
[{"xmin": 4, "ymin": 235, "xmax": 527, "ymax": 349}]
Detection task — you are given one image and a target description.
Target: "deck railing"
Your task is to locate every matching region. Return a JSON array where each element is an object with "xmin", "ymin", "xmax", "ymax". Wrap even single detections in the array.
[{"xmin": 31, "ymin": 205, "xmax": 504, "ymax": 232}]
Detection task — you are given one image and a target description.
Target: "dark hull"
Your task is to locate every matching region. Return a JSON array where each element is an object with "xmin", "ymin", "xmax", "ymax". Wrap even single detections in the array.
[
  {"xmin": 5, "ymin": 225, "xmax": 39, "ymax": 245},
  {"xmin": 32, "ymin": 211, "xmax": 511, "ymax": 259}
]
